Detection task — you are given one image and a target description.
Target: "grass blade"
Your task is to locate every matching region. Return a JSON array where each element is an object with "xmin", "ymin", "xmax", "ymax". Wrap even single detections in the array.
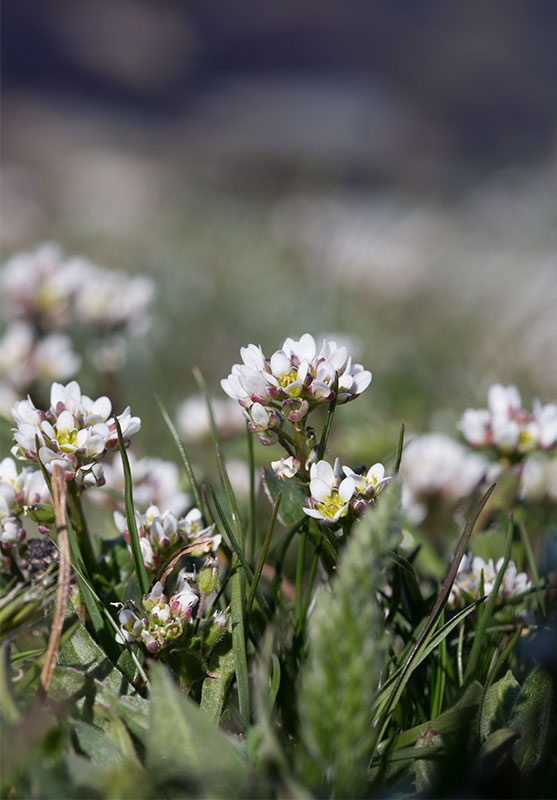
[
  {"xmin": 154, "ymin": 391, "xmax": 205, "ymax": 518},
  {"xmin": 393, "ymin": 422, "xmax": 405, "ymax": 475},
  {"xmin": 464, "ymin": 511, "xmax": 513, "ymax": 683},
  {"xmin": 374, "ymin": 483, "xmax": 496, "ymax": 746},
  {"xmin": 115, "ymin": 418, "xmax": 149, "ymax": 597}
]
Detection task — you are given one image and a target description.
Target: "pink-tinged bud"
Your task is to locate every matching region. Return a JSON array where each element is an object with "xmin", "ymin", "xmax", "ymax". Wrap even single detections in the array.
[{"xmin": 282, "ymin": 398, "xmax": 309, "ymax": 422}]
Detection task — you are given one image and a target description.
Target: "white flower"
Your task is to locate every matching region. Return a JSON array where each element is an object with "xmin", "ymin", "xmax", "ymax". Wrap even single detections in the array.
[
  {"xmin": 221, "ymin": 333, "xmax": 372, "ymax": 416},
  {"xmin": 449, "ymin": 553, "xmax": 531, "ymax": 608},
  {"xmin": 400, "ymin": 433, "xmax": 488, "ymax": 524},
  {"xmin": 519, "ymin": 454, "xmax": 557, "ymax": 502},
  {"xmin": 459, "ymin": 384, "xmax": 557, "ymax": 456},
  {"xmin": 33, "ymin": 333, "xmax": 81, "ymax": 383},
  {"xmin": 243, "ymin": 402, "xmax": 279, "ymax": 435},
  {"xmin": 271, "ymin": 456, "xmax": 301, "ymax": 480},
  {"xmin": 176, "ymin": 394, "xmax": 245, "ymax": 442},
  {"xmin": 533, "ymin": 401, "xmax": 557, "ymax": 450},
  {"xmin": 458, "ymin": 408, "xmax": 491, "ymax": 447},
  {"xmin": 116, "ymin": 604, "xmax": 146, "ymax": 643},
  {"xmin": 303, "ymin": 459, "xmax": 356, "ymax": 523},
  {"xmin": 11, "ymin": 380, "xmax": 140, "ymax": 485},
  {"xmin": 170, "ymin": 583, "xmax": 199, "ymax": 619},
  {"xmin": 94, "ymin": 452, "xmax": 190, "ymax": 516},
  {"xmin": 1, "ymin": 243, "xmax": 72, "ymax": 327},
  {"xmin": 342, "ymin": 462, "xmax": 390, "ymax": 497}
]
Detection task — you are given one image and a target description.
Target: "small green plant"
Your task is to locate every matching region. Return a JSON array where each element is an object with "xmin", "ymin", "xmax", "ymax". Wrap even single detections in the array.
[{"xmin": 1, "ymin": 330, "xmax": 556, "ymax": 799}]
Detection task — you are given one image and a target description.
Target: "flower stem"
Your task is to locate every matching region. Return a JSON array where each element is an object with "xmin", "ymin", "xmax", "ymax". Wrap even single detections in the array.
[
  {"xmin": 295, "ymin": 522, "xmax": 308, "ymax": 634},
  {"xmin": 67, "ymin": 481, "xmax": 96, "ymax": 578}
]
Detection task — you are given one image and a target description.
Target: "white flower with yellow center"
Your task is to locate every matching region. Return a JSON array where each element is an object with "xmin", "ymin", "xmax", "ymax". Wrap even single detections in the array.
[
  {"xmin": 342, "ymin": 462, "xmax": 390, "ymax": 498},
  {"xmin": 11, "ymin": 380, "xmax": 140, "ymax": 485},
  {"xmin": 303, "ymin": 459, "xmax": 356, "ymax": 523}
]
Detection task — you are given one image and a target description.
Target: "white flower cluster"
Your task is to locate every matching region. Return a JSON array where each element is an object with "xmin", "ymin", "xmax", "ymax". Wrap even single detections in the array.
[
  {"xmin": 222, "ymin": 333, "xmax": 371, "ymax": 445},
  {"xmin": 116, "ymin": 576, "xmax": 227, "ymax": 654},
  {"xmin": 400, "ymin": 434, "xmax": 490, "ymax": 524},
  {"xmin": 176, "ymin": 394, "xmax": 245, "ymax": 442},
  {"xmin": 0, "ymin": 243, "xmax": 155, "ymax": 412},
  {"xmin": 116, "ymin": 580, "xmax": 199, "ymax": 654},
  {"xmin": 11, "ymin": 380, "xmax": 140, "ymax": 488},
  {"xmin": 303, "ymin": 458, "xmax": 389, "ymax": 523},
  {"xmin": 1, "ymin": 243, "xmax": 155, "ymax": 337},
  {"xmin": 518, "ymin": 455, "xmax": 557, "ymax": 503},
  {"xmin": 114, "ymin": 505, "xmax": 220, "ymax": 572},
  {"xmin": 0, "ymin": 457, "xmax": 51, "ymax": 548},
  {"xmin": 0, "ymin": 322, "xmax": 81, "ymax": 393},
  {"xmin": 448, "ymin": 553, "xmax": 531, "ymax": 609},
  {"xmin": 93, "ymin": 451, "xmax": 191, "ymax": 516},
  {"xmin": 459, "ymin": 384, "xmax": 557, "ymax": 456}
]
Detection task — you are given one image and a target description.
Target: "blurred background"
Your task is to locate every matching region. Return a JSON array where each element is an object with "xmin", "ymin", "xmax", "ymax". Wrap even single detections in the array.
[{"xmin": 2, "ymin": 0, "xmax": 557, "ymax": 466}]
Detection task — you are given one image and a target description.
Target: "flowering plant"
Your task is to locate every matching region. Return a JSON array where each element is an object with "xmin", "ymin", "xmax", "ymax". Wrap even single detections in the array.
[{"xmin": 1, "ymin": 328, "xmax": 555, "ymax": 800}]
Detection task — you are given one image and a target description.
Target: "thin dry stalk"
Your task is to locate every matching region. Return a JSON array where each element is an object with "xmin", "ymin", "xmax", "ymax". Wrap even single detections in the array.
[{"xmin": 39, "ymin": 465, "xmax": 71, "ymax": 699}]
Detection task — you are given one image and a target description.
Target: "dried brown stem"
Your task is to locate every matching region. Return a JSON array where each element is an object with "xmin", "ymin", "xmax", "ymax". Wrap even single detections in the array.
[{"xmin": 39, "ymin": 465, "xmax": 71, "ymax": 699}]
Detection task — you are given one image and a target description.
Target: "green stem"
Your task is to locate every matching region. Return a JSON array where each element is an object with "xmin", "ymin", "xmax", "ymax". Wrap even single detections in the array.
[
  {"xmin": 316, "ymin": 374, "xmax": 339, "ymax": 461},
  {"xmin": 67, "ymin": 481, "xmax": 96, "ymax": 578},
  {"xmin": 295, "ymin": 523, "xmax": 308, "ymax": 634},
  {"xmin": 293, "ymin": 423, "xmax": 309, "ymax": 479},
  {"xmin": 246, "ymin": 424, "xmax": 256, "ymax": 565},
  {"xmin": 246, "ymin": 493, "xmax": 281, "ymax": 615}
]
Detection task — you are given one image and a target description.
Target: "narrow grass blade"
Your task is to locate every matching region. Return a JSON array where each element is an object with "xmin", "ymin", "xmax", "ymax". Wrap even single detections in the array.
[
  {"xmin": 209, "ymin": 487, "xmax": 272, "ymax": 622},
  {"xmin": 393, "ymin": 422, "xmax": 405, "ymax": 475},
  {"xmin": 374, "ymin": 484, "xmax": 496, "ymax": 744},
  {"xmin": 154, "ymin": 391, "xmax": 204, "ymax": 517},
  {"xmin": 464, "ymin": 511, "xmax": 513, "ymax": 683},
  {"xmin": 246, "ymin": 493, "xmax": 281, "ymax": 615},
  {"xmin": 518, "ymin": 517, "xmax": 544, "ymax": 616},
  {"xmin": 115, "ymin": 418, "xmax": 149, "ymax": 597},
  {"xmin": 193, "ymin": 366, "xmax": 245, "ymax": 551},
  {"xmin": 374, "ymin": 601, "xmax": 481, "ymax": 713}
]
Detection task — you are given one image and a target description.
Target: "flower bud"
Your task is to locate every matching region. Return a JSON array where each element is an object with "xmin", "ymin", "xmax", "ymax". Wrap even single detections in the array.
[
  {"xmin": 198, "ymin": 559, "xmax": 219, "ymax": 595},
  {"xmin": 26, "ymin": 503, "xmax": 55, "ymax": 524},
  {"xmin": 170, "ymin": 583, "xmax": 199, "ymax": 619},
  {"xmin": 271, "ymin": 456, "xmax": 300, "ymax": 480},
  {"xmin": 281, "ymin": 397, "xmax": 309, "ymax": 422}
]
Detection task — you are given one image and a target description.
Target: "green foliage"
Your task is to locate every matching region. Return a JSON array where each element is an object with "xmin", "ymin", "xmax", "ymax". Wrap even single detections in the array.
[
  {"xmin": 147, "ymin": 662, "xmax": 250, "ymax": 798},
  {"xmin": 297, "ymin": 483, "xmax": 401, "ymax": 797},
  {"xmin": 262, "ymin": 467, "xmax": 307, "ymax": 526}
]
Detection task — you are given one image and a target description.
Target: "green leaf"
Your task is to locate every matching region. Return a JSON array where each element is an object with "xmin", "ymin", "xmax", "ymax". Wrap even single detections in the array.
[
  {"xmin": 510, "ymin": 668, "xmax": 553, "ymax": 773},
  {"xmin": 480, "ymin": 669, "xmax": 520, "ymax": 742},
  {"xmin": 57, "ymin": 623, "xmax": 135, "ymax": 697},
  {"xmin": 200, "ymin": 632, "xmax": 235, "ymax": 723},
  {"xmin": 0, "ymin": 642, "xmax": 21, "ymax": 726},
  {"xmin": 298, "ymin": 483, "xmax": 401, "ymax": 797},
  {"xmin": 72, "ymin": 720, "xmax": 125, "ymax": 767},
  {"xmin": 377, "ymin": 681, "xmax": 483, "ymax": 756},
  {"xmin": 262, "ymin": 468, "xmax": 307, "ymax": 526},
  {"xmin": 147, "ymin": 663, "xmax": 249, "ymax": 797}
]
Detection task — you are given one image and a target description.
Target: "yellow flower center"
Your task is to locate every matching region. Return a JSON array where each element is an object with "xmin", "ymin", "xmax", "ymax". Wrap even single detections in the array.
[
  {"xmin": 279, "ymin": 368, "xmax": 298, "ymax": 388},
  {"xmin": 316, "ymin": 489, "xmax": 346, "ymax": 519},
  {"xmin": 56, "ymin": 427, "xmax": 78, "ymax": 450}
]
